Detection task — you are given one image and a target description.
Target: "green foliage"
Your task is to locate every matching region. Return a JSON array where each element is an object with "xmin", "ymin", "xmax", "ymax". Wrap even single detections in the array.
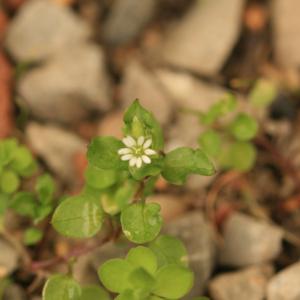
[
  {"xmin": 121, "ymin": 203, "xmax": 162, "ymax": 244},
  {"xmin": 98, "ymin": 242, "xmax": 193, "ymax": 300},
  {"xmin": 220, "ymin": 141, "xmax": 257, "ymax": 172},
  {"xmin": 46, "ymin": 100, "xmax": 216, "ymax": 299},
  {"xmin": 200, "ymin": 93, "xmax": 237, "ymax": 125},
  {"xmin": 198, "ymin": 129, "xmax": 221, "ymax": 157},
  {"xmin": 149, "ymin": 235, "xmax": 188, "ymax": 267},
  {"xmin": 153, "ymin": 264, "xmax": 194, "ymax": 299},
  {"xmin": 229, "ymin": 113, "xmax": 258, "ymax": 141},
  {"xmin": 80, "ymin": 285, "xmax": 111, "ymax": 300},
  {"xmin": 24, "ymin": 227, "xmax": 43, "ymax": 245},
  {"xmin": 87, "ymin": 136, "xmax": 126, "ymax": 170},
  {"xmin": 162, "ymin": 147, "xmax": 215, "ymax": 185},
  {"xmin": 52, "ymin": 194, "xmax": 104, "ymax": 238},
  {"xmin": 42, "ymin": 274, "xmax": 81, "ymax": 300},
  {"xmin": 249, "ymin": 78, "xmax": 277, "ymax": 108},
  {"xmin": 123, "ymin": 99, "xmax": 164, "ymax": 150},
  {"xmin": 196, "ymin": 93, "xmax": 260, "ymax": 173}
]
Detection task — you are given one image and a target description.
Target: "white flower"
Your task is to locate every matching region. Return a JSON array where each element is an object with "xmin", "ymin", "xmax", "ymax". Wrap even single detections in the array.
[{"xmin": 118, "ymin": 135, "xmax": 157, "ymax": 168}]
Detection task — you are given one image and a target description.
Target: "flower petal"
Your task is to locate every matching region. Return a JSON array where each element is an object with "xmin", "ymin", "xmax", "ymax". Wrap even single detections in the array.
[
  {"xmin": 121, "ymin": 154, "xmax": 133, "ymax": 161},
  {"xmin": 129, "ymin": 157, "xmax": 137, "ymax": 167},
  {"xmin": 137, "ymin": 136, "xmax": 145, "ymax": 146},
  {"xmin": 136, "ymin": 157, "xmax": 142, "ymax": 168},
  {"xmin": 144, "ymin": 149, "xmax": 156, "ymax": 156},
  {"xmin": 142, "ymin": 155, "xmax": 151, "ymax": 164},
  {"xmin": 118, "ymin": 148, "xmax": 132, "ymax": 155},
  {"xmin": 143, "ymin": 139, "xmax": 152, "ymax": 149},
  {"xmin": 122, "ymin": 136, "xmax": 136, "ymax": 147}
]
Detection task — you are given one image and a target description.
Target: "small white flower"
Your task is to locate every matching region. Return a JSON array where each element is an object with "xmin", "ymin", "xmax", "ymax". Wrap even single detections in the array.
[{"xmin": 118, "ymin": 135, "xmax": 157, "ymax": 168}]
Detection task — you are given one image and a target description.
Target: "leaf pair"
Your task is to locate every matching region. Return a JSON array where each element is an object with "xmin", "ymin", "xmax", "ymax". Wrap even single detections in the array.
[{"xmin": 99, "ymin": 238, "xmax": 194, "ymax": 300}]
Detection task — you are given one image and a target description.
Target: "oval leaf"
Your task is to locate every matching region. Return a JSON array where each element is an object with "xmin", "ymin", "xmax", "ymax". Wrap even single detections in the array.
[
  {"xmin": 153, "ymin": 264, "xmax": 194, "ymax": 299},
  {"xmin": 52, "ymin": 194, "xmax": 104, "ymax": 238},
  {"xmin": 87, "ymin": 136, "xmax": 125, "ymax": 170},
  {"xmin": 80, "ymin": 285, "xmax": 111, "ymax": 300},
  {"xmin": 42, "ymin": 274, "xmax": 81, "ymax": 300},
  {"xmin": 162, "ymin": 147, "xmax": 215, "ymax": 185},
  {"xmin": 98, "ymin": 259, "xmax": 134, "ymax": 293},
  {"xmin": 121, "ymin": 203, "xmax": 162, "ymax": 244}
]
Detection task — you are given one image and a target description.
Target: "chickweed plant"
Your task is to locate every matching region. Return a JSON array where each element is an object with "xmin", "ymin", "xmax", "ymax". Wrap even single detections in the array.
[{"xmin": 45, "ymin": 100, "xmax": 215, "ymax": 300}]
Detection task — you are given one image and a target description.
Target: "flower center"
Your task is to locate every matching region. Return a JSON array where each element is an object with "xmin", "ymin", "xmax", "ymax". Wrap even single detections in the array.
[{"xmin": 133, "ymin": 146, "xmax": 144, "ymax": 156}]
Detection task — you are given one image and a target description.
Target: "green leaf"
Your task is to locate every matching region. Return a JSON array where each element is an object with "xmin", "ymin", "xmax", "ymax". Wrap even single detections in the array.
[
  {"xmin": 101, "ymin": 180, "xmax": 137, "ymax": 215},
  {"xmin": 121, "ymin": 203, "xmax": 162, "ymax": 244},
  {"xmin": 0, "ymin": 193, "xmax": 9, "ymax": 215},
  {"xmin": 98, "ymin": 259, "xmax": 134, "ymax": 293},
  {"xmin": 52, "ymin": 194, "xmax": 104, "ymax": 238},
  {"xmin": 0, "ymin": 170, "xmax": 20, "ymax": 194},
  {"xmin": 153, "ymin": 264, "xmax": 194, "ymax": 299},
  {"xmin": 115, "ymin": 290, "xmax": 138, "ymax": 300},
  {"xmin": 0, "ymin": 139, "xmax": 17, "ymax": 167},
  {"xmin": 84, "ymin": 164, "xmax": 118, "ymax": 190},
  {"xmin": 123, "ymin": 100, "xmax": 164, "ymax": 150},
  {"xmin": 18, "ymin": 160, "xmax": 37, "ymax": 177},
  {"xmin": 198, "ymin": 130, "xmax": 221, "ymax": 157},
  {"xmin": 129, "ymin": 158, "xmax": 163, "ymax": 181},
  {"xmin": 126, "ymin": 246, "xmax": 157, "ymax": 275},
  {"xmin": 35, "ymin": 204, "xmax": 53, "ymax": 223},
  {"xmin": 36, "ymin": 174, "xmax": 55, "ymax": 204},
  {"xmin": 80, "ymin": 285, "xmax": 111, "ymax": 300},
  {"xmin": 229, "ymin": 113, "xmax": 258, "ymax": 141},
  {"xmin": 220, "ymin": 142, "xmax": 257, "ymax": 172},
  {"xmin": 149, "ymin": 235, "xmax": 188, "ymax": 267},
  {"xmin": 24, "ymin": 227, "xmax": 43, "ymax": 245},
  {"xmin": 10, "ymin": 192, "xmax": 36, "ymax": 218},
  {"xmin": 128, "ymin": 267, "xmax": 155, "ymax": 294},
  {"xmin": 87, "ymin": 136, "xmax": 126, "ymax": 170},
  {"xmin": 200, "ymin": 93, "xmax": 237, "ymax": 125},
  {"xmin": 162, "ymin": 147, "xmax": 215, "ymax": 185},
  {"xmin": 10, "ymin": 146, "xmax": 34, "ymax": 174},
  {"xmin": 249, "ymin": 78, "xmax": 277, "ymax": 108},
  {"xmin": 42, "ymin": 274, "xmax": 81, "ymax": 300}
]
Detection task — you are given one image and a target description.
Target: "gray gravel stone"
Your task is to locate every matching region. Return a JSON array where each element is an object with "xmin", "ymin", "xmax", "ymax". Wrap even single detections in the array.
[
  {"xmin": 273, "ymin": 0, "xmax": 300, "ymax": 68},
  {"xmin": 160, "ymin": 0, "xmax": 245, "ymax": 76},
  {"xmin": 5, "ymin": 0, "xmax": 91, "ymax": 62},
  {"xmin": 0, "ymin": 238, "xmax": 19, "ymax": 277},
  {"xmin": 267, "ymin": 261, "xmax": 300, "ymax": 300},
  {"xmin": 3, "ymin": 284, "xmax": 26, "ymax": 300},
  {"xmin": 121, "ymin": 60, "xmax": 173, "ymax": 125},
  {"xmin": 219, "ymin": 213, "xmax": 283, "ymax": 267},
  {"xmin": 26, "ymin": 123, "xmax": 86, "ymax": 185},
  {"xmin": 103, "ymin": 0, "xmax": 158, "ymax": 45},
  {"xmin": 164, "ymin": 211, "xmax": 216, "ymax": 298},
  {"xmin": 209, "ymin": 264, "xmax": 274, "ymax": 300},
  {"xmin": 18, "ymin": 44, "xmax": 112, "ymax": 124}
]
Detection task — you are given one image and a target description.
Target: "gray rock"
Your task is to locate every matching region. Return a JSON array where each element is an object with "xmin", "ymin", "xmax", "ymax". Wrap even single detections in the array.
[
  {"xmin": 5, "ymin": 0, "xmax": 91, "ymax": 62},
  {"xmin": 267, "ymin": 261, "xmax": 300, "ymax": 300},
  {"xmin": 156, "ymin": 69, "xmax": 226, "ymax": 111},
  {"xmin": 3, "ymin": 284, "xmax": 26, "ymax": 300},
  {"xmin": 209, "ymin": 264, "xmax": 274, "ymax": 300},
  {"xmin": 164, "ymin": 211, "xmax": 216, "ymax": 297},
  {"xmin": 220, "ymin": 213, "xmax": 283, "ymax": 267},
  {"xmin": 156, "ymin": 70, "xmax": 226, "ymax": 149},
  {"xmin": 160, "ymin": 0, "xmax": 245, "ymax": 76},
  {"xmin": 0, "ymin": 238, "xmax": 19, "ymax": 277},
  {"xmin": 103, "ymin": 0, "xmax": 158, "ymax": 45},
  {"xmin": 26, "ymin": 123, "xmax": 86, "ymax": 185},
  {"xmin": 120, "ymin": 60, "xmax": 173, "ymax": 125},
  {"xmin": 273, "ymin": 0, "xmax": 300, "ymax": 68},
  {"xmin": 18, "ymin": 44, "xmax": 112, "ymax": 123}
]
